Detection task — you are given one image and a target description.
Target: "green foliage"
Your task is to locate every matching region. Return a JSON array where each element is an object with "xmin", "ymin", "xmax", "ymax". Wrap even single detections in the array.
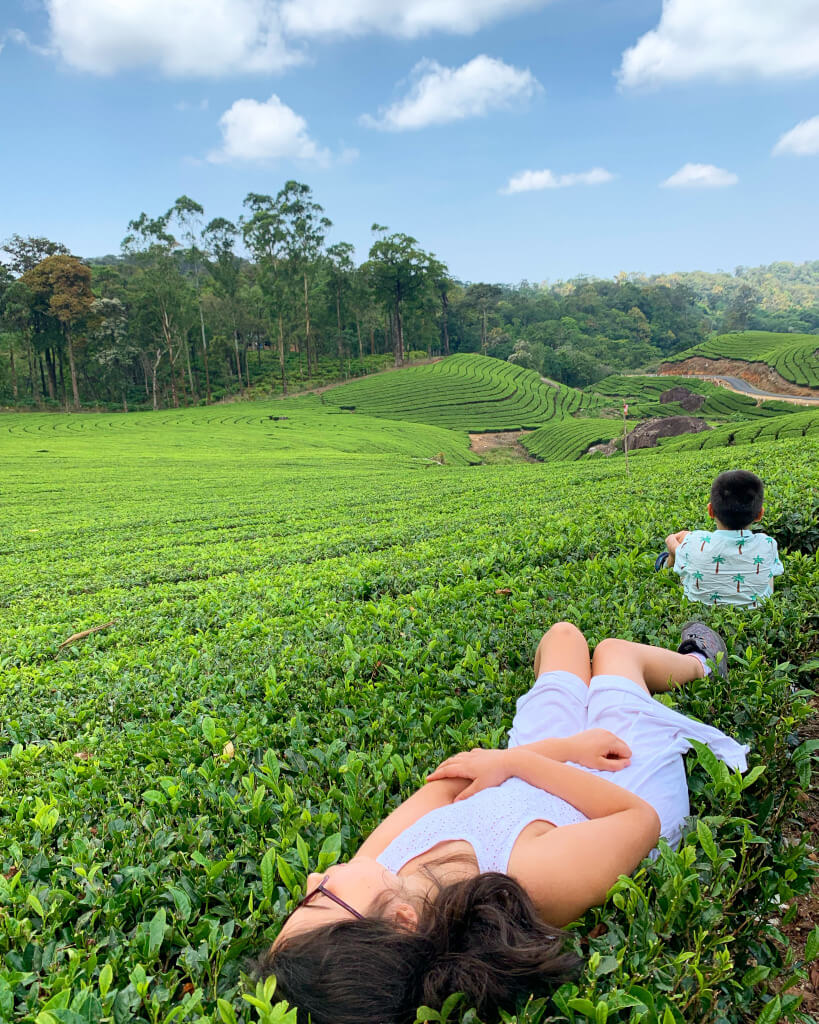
[{"xmin": 1, "ymin": 403, "xmax": 817, "ymax": 1024}]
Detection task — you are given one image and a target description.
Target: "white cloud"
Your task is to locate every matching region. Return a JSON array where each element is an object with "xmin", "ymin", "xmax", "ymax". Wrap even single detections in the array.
[
  {"xmin": 39, "ymin": 0, "xmax": 557, "ymax": 77},
  {"xmin": 660, "ymin": 163, "xmax": 738, "ymax": 188},
  {"xmin": 280, "ymin": 0, "xmax": 552, "ymax": 38},
  {"xmin": 502, "ymin": 167, "xmax": 614, "ymax": 194},
  {"xmin": 362, "ymin": 56, "xmax": 540, "ymax": 131},
  {"xmin": 44, "ymin": 0, "xmax": 301, "ymax": 76},
  {"xmin": 208, "ymin": 95, "xmax": 329, "ymax": 164},
  {"xmin": 773, "ymin": 115, "xmax": 819, "ymax": 156},
  {"xmin": 618, "ymin": 0, "xmax": 819, "ymax": 88}
]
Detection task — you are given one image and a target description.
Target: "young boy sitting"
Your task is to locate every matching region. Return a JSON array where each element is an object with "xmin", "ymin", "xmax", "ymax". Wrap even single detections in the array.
[{"xmin": 656, "ymin": 470, "xmax": 784, "ymax": 607}]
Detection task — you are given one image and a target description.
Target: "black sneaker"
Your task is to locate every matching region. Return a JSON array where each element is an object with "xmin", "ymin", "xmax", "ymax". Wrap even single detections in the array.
[{"xmin": 678, "ymin": 621, "xmax": 729, "ymax": 679}]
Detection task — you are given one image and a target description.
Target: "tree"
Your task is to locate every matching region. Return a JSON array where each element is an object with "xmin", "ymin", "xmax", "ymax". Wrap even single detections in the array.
[
  {"xmin": 277, "ymin": 181, "xmax": 331, "ymax": 378},
  {"xmin": 122, "ymin": 212, "xmax": 194, "ymax": 409},
  {"xmin": 367, "ymin": 231, "xmax": 434, "ymax": 366},
  {"xmin": 241, "ymin": 195, "xmax": 289, "ymax": 392},
  {"xmin": 204, "ymin": 216, "xmax": 247, "ymax": 393},
  {"xmin": 22, "ymin": 254, "xmax": 95, "ymax": 410},
  {"xmin": 427, "ymin": 256, "xmax": 452, "ymax": 356},
  {"xmin": 326, "ymin": 242, "xmax": 355, "ymax": 373},
  {"xmin": 2, "ymin": 235, "xmax": 69, "ymax": 276},
  {"xmin": 170, "ymin": 196, "xmax": 211, "ymax": 402}
]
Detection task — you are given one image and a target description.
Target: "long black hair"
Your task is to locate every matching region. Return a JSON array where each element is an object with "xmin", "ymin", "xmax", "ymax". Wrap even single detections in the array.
[{"xmin": 252, "ymin": 872, "xmax": 581, "ymax": 1024}]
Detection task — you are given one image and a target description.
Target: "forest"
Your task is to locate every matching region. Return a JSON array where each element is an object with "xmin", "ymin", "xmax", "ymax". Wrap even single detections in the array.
[{"xmin": 2, "ymin": 182, "xmax": 818, "ymax": 412}]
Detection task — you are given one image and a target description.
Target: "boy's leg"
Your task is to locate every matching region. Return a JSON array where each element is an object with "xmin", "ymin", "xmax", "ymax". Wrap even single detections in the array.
[
  {"xmin": 534, "ymin": 621, "xmax": 592, "ymax": 685},
  {"xmin": 591, "ymin": 637, "xmax": 704, "ymax": 694}
]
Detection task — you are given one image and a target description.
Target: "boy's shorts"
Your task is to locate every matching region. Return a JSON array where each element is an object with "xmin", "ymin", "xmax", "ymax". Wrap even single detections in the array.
[{"xmin": 507, "ymin": 671, "xmax": 749, "ymax": 849}]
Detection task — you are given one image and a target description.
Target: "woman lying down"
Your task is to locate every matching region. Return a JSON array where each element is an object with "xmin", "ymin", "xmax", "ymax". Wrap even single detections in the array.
[{"xmin": 255, "ymin": 620, "xmax": 748, "ymax": 1024}]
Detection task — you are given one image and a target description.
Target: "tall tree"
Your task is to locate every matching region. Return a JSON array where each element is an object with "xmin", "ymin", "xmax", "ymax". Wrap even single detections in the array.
[
  {"xmin": 204, "ymin": 216, "xmax": 246, "ymax": 393},
  {"xmin": 122, "ymin": 212, "xmax": 193, "ymax": 408},
  {"xmin": 367, "ymin": 231, "xmax": 433, "ymax": 366},
  {"xmin": 428, "ymin": 256, "xmax": 452, "ymax": 356},
  {"xmin": 326, "ymin": 242, "xmax": 355, "ymax": 373},
  {"xmin": 22, "ymin": 254, "xmax": 95, "ymax": 410},
  {"xmin": 241, "ymin": 195, "xmax": 289, "ymax": 392},
  {"xmin": 170, "ymin": 196, "xmax": 210, "ymax": 402},
  {"xmin": 278, "ymin": 181, "xmax": 331, "ymax": 378}
]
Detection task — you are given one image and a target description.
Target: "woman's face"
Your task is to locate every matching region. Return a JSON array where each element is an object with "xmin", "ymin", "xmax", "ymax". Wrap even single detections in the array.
[{"xmin": 275, "ymin": 857, "xmax": 400, "ymax": 943}]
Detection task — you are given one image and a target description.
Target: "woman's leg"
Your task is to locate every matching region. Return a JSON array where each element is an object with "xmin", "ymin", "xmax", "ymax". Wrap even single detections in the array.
[
  {"xmin": 533, "ymin": 621, "xmax": 592, "ymax": 685},
  {"xmin": 591, "ymin": 638, "xmax": 704, "ymax": 694}
]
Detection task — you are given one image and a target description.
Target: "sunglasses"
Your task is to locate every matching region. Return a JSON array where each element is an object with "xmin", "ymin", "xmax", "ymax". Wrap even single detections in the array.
[{"xmin": 294, "ymin": 875, "xmax": 365, "ymax": 921}]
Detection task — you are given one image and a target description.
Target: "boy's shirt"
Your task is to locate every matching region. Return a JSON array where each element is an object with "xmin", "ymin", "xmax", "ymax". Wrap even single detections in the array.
[{"xmin": 673, "ymin": 528, "xmax": 784, "ymax": 607}]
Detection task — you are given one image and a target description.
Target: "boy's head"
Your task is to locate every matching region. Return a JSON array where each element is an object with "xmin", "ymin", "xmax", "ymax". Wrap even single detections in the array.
[{"xmin": 708, "ymin": 470, "xmax": 764, "ymax": 529}]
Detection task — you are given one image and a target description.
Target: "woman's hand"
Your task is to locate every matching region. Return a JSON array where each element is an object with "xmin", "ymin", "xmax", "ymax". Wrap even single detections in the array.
[
  {"xmin": 567, "ymin": 729, "xmax": 632, "ymax": 771},
  {"xmin": 426, "ymin": 748, "xmax": 517, "ymax": 801}
]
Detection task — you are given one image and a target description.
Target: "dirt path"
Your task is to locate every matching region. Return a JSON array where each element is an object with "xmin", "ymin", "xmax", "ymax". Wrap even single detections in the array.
[{"xmin": 469, "ymin": 430, "xmax": 537, "ymax": 461}]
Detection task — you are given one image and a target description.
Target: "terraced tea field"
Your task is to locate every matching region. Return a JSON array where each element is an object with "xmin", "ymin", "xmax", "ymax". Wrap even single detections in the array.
[
  {"xmin": 2, "ymin": 396, "xmax": 818, "ymax": 1024},
  {"xmin": 324, "ymin": 353, "xmax": 608, "ymax": 430},
  {"xmin": 663, "ymin": 332, "xmax": 819, "ymax": 388},
  {"xmin": 590, "ymin": 375, "xmax": 799, "ymax": 420},
  {"xmin": 655, "ymin": 408, "xmax": 819, "ymax": 454}
]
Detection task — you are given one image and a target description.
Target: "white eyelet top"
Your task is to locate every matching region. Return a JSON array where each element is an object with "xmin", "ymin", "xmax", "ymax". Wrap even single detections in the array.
[{"xmin": 376, "ymin": 777, "xmax": 587, "ymax": 875}]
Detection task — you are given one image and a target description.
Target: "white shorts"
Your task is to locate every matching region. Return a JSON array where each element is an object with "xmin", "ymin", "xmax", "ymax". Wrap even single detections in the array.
[{"xmin": 507, "ymin": 671, "xmax": 749, "ymax": 849}]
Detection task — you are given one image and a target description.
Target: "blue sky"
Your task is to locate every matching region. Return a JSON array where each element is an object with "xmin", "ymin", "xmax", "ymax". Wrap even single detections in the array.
[{"xmin": 2, "ymin": 0, "xmax": 818, "ymax": 283}]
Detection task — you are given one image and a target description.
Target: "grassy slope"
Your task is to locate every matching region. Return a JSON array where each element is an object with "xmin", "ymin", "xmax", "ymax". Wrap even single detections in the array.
[
  {"xmin": 1, "ymin": 403, "xmax": 817, "ymax": 1023},
  {"xmin": 323, "ymin": 353, "xmax": 608, "ymax": 430}
]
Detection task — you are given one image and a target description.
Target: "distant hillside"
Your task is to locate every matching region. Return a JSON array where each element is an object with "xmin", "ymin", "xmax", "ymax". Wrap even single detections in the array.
[
  {"xmin": 639, "ymin": 261, "xmax": 819, "ymax": 332},
  {"xmin": 323, "ymin": 353, "xmax": 608, "ymax": 431}
]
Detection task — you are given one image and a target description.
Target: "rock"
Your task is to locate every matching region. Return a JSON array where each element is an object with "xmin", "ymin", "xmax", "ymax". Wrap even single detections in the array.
[
  {"xmin": 587, "ymin": 441, "xmax": 618, "ymax": 456},
  {"xmin": 624, "ymin": 416, "xmax": 710, "ymax": 451},
  {"xmin": 659, "ymin": 386, "xmax": 705, "ymax": 412}
]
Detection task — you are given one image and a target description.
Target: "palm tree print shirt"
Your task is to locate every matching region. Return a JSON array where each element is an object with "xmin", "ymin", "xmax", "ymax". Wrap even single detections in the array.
[{"xmin": 673, "ymin": 529, "xmax": 784, "ymax": 607}]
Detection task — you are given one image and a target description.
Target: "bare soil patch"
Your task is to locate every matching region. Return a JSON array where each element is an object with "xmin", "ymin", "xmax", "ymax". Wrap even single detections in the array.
[
  {"xmin": 660, "ymin": 357, "xmax": 819, "ymax": 398},
  {"xmin": 469, "ymin": 430, "xmax": 537, "ymax": 461}
]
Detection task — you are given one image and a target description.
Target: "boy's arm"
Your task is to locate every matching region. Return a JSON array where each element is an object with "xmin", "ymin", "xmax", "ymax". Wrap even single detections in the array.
[{"xmin": 664, "ymin": 530, "xmax": 689, "ymax": 569}]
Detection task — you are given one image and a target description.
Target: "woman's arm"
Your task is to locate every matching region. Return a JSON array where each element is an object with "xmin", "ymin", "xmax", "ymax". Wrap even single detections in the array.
[
  {"xmin": 429, "ymin": 747, "xmax": 657, "ymax": 822},
  {"xmin": 508, "ymin": 748, "xmax": 658, "ymax": 821},
  {"xmin": 512, "ymin": 810, "xmax": 660, "ymax": 926},
  {"xmin": 354, "ymin": 777, "xmax": 470, "ymax": 860}
]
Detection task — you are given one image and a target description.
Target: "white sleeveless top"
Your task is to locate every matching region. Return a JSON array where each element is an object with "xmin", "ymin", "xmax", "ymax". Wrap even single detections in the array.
[{"xmin": 376, "ymin": 777, "xmax": 587, "ymax": 874}]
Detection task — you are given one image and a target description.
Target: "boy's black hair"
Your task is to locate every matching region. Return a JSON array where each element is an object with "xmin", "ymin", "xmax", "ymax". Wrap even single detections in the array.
[{"xmin": 710, "ymin": 470, "xmax": 764, "ymax": 529}]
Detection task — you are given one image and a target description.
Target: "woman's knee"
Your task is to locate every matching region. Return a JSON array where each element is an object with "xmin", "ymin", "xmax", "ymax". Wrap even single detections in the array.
[
  {"xmin": 534, "ymin": 622, "xmax": 590, "ymax": 681},
  {"xmin": 591, "ymin": 637, "xmax": 633, "ymax": 674},
  {"xmin": 539, "ymin": 621, "xmax": 585, "ymax": 647}
]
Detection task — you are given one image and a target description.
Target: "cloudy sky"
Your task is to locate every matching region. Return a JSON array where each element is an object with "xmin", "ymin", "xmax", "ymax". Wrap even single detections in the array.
[{"xmin": 2, "ymin": 0, "xmax": 818, "ymax": 282}]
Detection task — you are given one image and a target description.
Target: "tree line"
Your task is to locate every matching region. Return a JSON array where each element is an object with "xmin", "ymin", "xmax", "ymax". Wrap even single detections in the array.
[{"xmin": 3, "ymin": 181, "xmax": 811, "ymax": 411}]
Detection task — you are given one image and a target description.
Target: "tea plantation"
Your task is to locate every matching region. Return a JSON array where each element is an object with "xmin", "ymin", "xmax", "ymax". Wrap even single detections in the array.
[
  {"xmin": 323, "ymin": 354, "xmax": 607, "ymax": 430},
  {"xmin": 1, "ymin": 392, "xmax": 818, "ymax": 1024},
  {"xmin": 662, "ymin": 332, "xmax": 819, "ymax": 388}
]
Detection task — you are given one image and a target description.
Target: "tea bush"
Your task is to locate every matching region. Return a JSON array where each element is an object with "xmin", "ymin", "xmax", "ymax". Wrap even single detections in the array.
[{"xmin": 1, "ymin": 399, "xmax": 817, "ymax": 1024}]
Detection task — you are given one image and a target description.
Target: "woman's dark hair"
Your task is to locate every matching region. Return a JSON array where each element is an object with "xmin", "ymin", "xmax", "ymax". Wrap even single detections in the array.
[
  {"xmin": 710, "ymin": 470, "xmax": 764, "ymax": 529},
  {"xmin": 252, "ymin": 872, "xmax": 581, "ymax": 1024}
]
